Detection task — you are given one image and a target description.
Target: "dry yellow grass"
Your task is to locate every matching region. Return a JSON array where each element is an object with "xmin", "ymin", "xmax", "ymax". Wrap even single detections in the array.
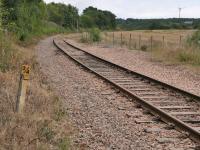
[
  {"xmin": 103, "ymin": 30, "xmax": 196, "ymax": 50},
  {"xmin": 0, "ymin": 36, "xmax": 73, "ymax": 149}
]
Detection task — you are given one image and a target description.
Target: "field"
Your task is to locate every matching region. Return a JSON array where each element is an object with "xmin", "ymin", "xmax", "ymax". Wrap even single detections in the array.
[{"xmin": 101, "ymin": 30, "xmax": 195, "ymax": 50}]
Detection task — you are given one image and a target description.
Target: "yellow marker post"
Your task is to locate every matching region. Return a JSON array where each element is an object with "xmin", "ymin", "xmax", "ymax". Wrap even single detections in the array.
[{"xmin": 16, "ymin": 65, "xmax": 30, "ymax": 113}]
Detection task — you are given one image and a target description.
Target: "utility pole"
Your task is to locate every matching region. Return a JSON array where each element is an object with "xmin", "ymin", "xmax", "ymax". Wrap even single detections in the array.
[
  {"xmin": 178, "ymin": 7, "xmax": 186, "ymax": 19},
  {"xmin": 179, "ymin": 8, "xmax": 182, "ymax": 18}
]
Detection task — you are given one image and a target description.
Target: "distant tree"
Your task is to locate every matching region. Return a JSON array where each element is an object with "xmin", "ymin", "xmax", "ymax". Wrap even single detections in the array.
[
  {"xmin": 116, "ymin": 18, "xmax": 200, "ymax": 30},
  {"xmin": 47, "ymin": 3, "xmax": 78, "ymax": 29},
  {"xmin": 63, "ymin": 4, "xmax": 79, "ymax": 28},
  {"xmin": 80, "ymin": 15, "xmax": 94, "ymax": 28},
  {"xmin": 1, "ymin": 0, "xmax": 19, "ymax": 27},
  {"xmin": 81, "ymin": 6, "xmax": 116, "ymax": 30}
]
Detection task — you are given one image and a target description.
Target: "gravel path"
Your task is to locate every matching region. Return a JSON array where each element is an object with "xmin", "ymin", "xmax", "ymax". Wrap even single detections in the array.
[
  {"xmin": 66, "ymin": 38, "xmax": 200, "ymax": 96},
  {"xmin": 36, "ymin": 36, "xmax": 197, "ymax": 150}
]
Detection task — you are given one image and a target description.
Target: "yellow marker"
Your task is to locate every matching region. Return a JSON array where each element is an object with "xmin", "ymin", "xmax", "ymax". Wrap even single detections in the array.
[
  {"xmin": 16, "ymin": 65, "xmax": 30, "ymax": 113},
  {"xmin": 22, "ymin": 65, "xmax": 30, "ymax": 80}
]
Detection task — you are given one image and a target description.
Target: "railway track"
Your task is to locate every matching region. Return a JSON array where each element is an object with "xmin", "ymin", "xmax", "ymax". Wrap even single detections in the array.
[{"xmin": 53, "ymin": 39, "xmax": 200, "ymax": 143}]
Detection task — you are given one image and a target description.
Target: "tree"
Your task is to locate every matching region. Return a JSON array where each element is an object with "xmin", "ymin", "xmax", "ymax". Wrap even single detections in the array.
[
  {"xmin": 47, "ymin": 3, "xmax": 79, "ymax": 29},
  {"xmin": 1, "ymin": 0, "xmax": 19, "ymax": 28},
  {"xmin": 81, "ymin": 6, "xmax": 116, "ymax": 30}
]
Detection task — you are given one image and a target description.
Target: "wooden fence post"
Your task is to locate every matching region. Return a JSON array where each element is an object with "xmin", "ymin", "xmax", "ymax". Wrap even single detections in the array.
[
  {"xmin": 129, "ymin": 33, "xmax": 132, "ymax": 49},
  {"xmin": 139, "ymin": 35, "xmax": 141, "ymax": 49},
  {"xmin": 113, "ymin": 32, "xmax": 115, "ymax": 46},
  {"xmin": 121, "ymin": 32, "xmax": 123, "ymax": 47},
  {"xmin": 16, "ymin": 64, "xmax": 30, "ymax": 113},
  {"xmin": 86, "ymin": 32, "xmax": 88, "ymax": 41},
  {"xmin": 150, "ymin": 36, "xmax": 153, "ymax": 50},
  {"xmin": 179, "ymin": 35, "xmax": 182, "ymax": 48},
  {"xmin": 163, "ymin": 36, "xmax": 165, "ymax": 48},
  {"xmin": 105, "ymin": 32, "xmax": 108, "ymax": 44}
]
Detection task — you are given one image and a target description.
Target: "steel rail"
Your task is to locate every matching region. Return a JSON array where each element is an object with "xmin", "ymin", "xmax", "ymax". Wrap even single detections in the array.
[{"xmin": 53, "ymin": 39, "xmax": 200, "ymax": 143}]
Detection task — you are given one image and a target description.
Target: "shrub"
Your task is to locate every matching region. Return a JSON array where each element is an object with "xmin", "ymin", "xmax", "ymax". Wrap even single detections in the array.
[
  {"xmin": 141, "ymin": 45, "xmax": 148, "ymax": 51},
  {"xmin": 38, "ymin": 121, "xmax": 55, "ymax": 142},
  {"xmin": 0, "ymin": 32, "xmax": 19, "ymax": 72},
  {"xmin": 178, "ymin": 51, "xmax": 193, "ymax": 62},
  {"xmin": 80, "ymin": 33, "xmax": 89, "ymax": 43},
  {"xmin": 89, "ymin": 28, "xmax": 101, "ymax": 42},
  {"xmin": 178, "ymin": 49, "xmax": 200, "ymax": 65},
  {"xmin": 188, "ymin": 30, "xmax": 200, "ymax": 47},
  {"xmin": 58, "ymin": 137, "xmax": 70, "ymax": 150}
]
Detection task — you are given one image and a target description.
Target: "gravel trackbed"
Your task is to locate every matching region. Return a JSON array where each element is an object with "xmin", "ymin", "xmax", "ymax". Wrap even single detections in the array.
[{"xmin": 36, "ymin": 36, "xmax": 197, "ymax": 150}]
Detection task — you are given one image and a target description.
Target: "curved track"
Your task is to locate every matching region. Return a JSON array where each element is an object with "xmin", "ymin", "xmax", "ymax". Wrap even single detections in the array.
[{"xmin": 53, "ymin": 39, "xmax": 200, "ymax": 143}]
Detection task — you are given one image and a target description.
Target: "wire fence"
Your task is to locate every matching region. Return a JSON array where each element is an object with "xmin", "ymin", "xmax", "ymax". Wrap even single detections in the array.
[
  {"xmin": 101, "ymin": 31, "xmax": 192, "ymax": 51},
  {"xmin": 78, "ymin": 30, "xmax": 195, "ymax": 51}
]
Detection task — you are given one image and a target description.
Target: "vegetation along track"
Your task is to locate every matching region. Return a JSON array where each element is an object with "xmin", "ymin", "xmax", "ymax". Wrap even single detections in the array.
[{"xmin": 53, "ymin": 38, "xmax": 200, "ymax": 143}]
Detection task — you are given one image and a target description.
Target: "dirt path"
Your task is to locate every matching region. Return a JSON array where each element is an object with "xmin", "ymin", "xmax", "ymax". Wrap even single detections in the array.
[{"xmin": 36, "ymin": 36, "xmax": 197, "ymax": 150}]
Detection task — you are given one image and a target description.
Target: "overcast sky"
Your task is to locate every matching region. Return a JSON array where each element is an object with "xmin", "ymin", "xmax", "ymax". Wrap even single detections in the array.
[{"xmin": 44, "ymin": 0, "xmax": 200, "ymax": 19}]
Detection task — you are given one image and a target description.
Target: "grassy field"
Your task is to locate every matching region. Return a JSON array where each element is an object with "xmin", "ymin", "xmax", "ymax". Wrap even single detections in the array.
[{"xmin": 102, "ymin": 30, "xmax": 196, "ymax": 50}]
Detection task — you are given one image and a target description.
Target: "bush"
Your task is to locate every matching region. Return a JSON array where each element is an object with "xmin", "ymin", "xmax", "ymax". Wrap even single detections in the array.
[
  {"xmin": 80, "ymin": 33, "xmax": 89, "ymax": 43},
  {"xmin": 178, "ymin": 49, "xmax": 200, "ymax": 65},
  {"xmin": 188, "ymin": 30, "xmax": 200, "ymax": 46},
  {"xmin": 0, "ymin": 32, "xmax": 19, "ymax": 72},
  {"xmin": 58, "ymin": 137, "xmax": 70, "ymax": 150},
  {"xmin": 141, "ymin": 45, "xmax": 148, "ymax": 51},
  {"xmin": 89, "ymin": 28, "xmax": 101, "ymax": 42}
]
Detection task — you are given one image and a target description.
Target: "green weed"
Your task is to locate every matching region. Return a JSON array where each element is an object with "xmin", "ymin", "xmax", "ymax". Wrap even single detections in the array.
[
  {"xmin": 89, "ymin": 28, "xmax": 101, "ymax": 42},
  {"xmin": 58, "ymin": 137, "xmax": 71, "ymax": 150}
]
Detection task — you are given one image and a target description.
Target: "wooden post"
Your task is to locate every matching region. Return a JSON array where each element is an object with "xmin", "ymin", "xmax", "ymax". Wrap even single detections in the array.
[
  {"xmin": 150, "ymin": 36, "xmax": 153, "ymax": 51},
  {"xmin": 139, "ymin": 35, "xmax": 141, "ymax": 49},
  {"xmin": 16, "ymin": 65, "xmax": 30, "ymax": 113},
  {"xmin": 105, "ymin": 32, "xmax": 107, "ymax": 44},
  {"xmin": 179, "ymin": 35, "xmax": 182, "ymax": 48},
  {"xmin": 129, "ymin": 33, "xmax": 132, "ymax": 49},
  {"xmin": 85, "ymin": 32, "xmax": 87, "ymax": 41},
  {"xmin": 163, "ymin": 36, "xmax": 165, "ymax": 48},
  {"xmin": 113, "ymin": 32, "xmax": 115, "ymax": 46},
  {"xmin": 121, "ymin": 32, "xmax": 123, "ymax": 47}
]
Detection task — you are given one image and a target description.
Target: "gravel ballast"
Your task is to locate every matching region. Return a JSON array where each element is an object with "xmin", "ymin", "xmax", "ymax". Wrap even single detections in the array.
[
  {"xmin": 36, "ymin": 36, "xmax": 197, "ymax": 149},
  {"xmin": 66, "ymin": 39, "xmax": 200, "ymax": 97}
]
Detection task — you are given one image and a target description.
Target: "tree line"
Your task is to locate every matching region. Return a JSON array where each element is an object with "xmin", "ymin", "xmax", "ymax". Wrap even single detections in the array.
[
  {"xmin": 1, "ymin": 0, "xmax": 200, "ymax": 41},
  {"xmin": 0, "ymin": 0, "xmax": 116, "ymax": 40},
  {"xmin": 116, "ymin": 18, "xmax": 200, "ymax": 30}
]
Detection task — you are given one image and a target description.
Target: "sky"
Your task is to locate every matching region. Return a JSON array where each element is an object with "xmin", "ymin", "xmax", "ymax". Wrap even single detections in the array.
[{"xmin": 44, "ymin": 0, "xmax": 200, "ymax": 19}]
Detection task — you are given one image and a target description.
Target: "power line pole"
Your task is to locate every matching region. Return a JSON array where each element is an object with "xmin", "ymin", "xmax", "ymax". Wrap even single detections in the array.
[
  {"xmin": 179, "ymin": 8, "xmax": 182, "ymax": 18},
  {"xmin": 178, "ymin": 7, "xmax": 186, "ymax": 19}
]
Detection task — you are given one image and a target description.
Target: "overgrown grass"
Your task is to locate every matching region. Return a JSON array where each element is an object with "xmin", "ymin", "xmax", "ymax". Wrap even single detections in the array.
[
  {"xmin": 151, "ymin": 30, "xmax": 200, "ymax": 66},
  {"xmin": 0, "ymin": 26, "xmax": 73, "ymax": 149},
  {"xmin": 188, "ymin": 30, "xmax": 200, "ymax": 47},
  {"xmin": 80, "ymin": 28, "xmax": 101, "ymax": 43},
  {"xmin": 177, "ymin": 49, "xmax": 200, "ymax": 65},
  {"xmin": 0, "ymin": 45, "xmax": 73, "ymax": 149},
  {"xmin": 151, "ymin": 45, "xmax": 200, "ymax": 66},
  {"xmin": 0, "ymin": 32, "xmax": 20, "ymax": 72},
  {"xmin": 89, "ymin": 28, "xmax": 101, "ymax": 42}
]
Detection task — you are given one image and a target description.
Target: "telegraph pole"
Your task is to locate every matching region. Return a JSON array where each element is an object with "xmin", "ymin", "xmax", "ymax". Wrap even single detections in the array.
[
  {"xmin": 178, "ymin": 7, "xmax": 186, "ymax": 19},
  {"xmin": 179, "ymin": 8, "xmax": 182, "ymax": 18}
]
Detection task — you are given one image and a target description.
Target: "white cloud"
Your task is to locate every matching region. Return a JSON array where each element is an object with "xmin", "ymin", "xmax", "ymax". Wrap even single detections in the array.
[{"xmin": 44, "ymin": 0, "xmax": 200, "ymax": 19}]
